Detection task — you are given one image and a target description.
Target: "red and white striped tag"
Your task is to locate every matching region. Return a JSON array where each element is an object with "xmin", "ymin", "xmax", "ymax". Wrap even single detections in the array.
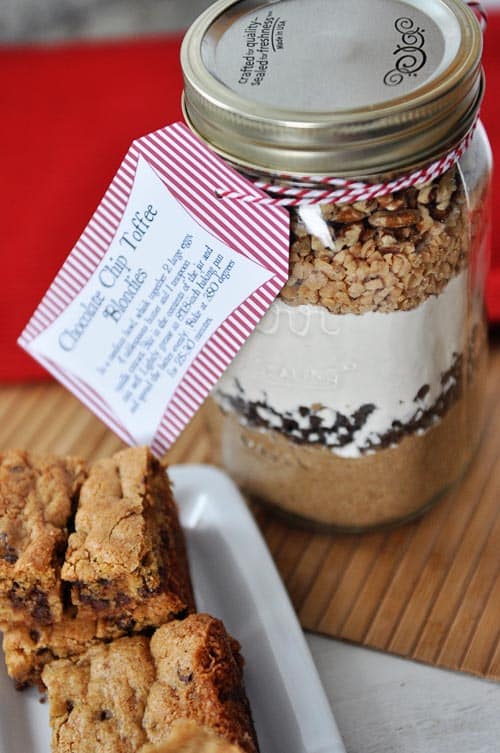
[{"xmin": 18, "ymin": 122, "xmax": 290, "ymax": 456}]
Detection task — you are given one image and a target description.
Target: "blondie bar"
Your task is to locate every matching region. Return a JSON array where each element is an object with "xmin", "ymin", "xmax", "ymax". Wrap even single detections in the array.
[
  {"xmin": 143, "ymin": 615, "xmax": 258, "ymax": 753},
  {"xmin": 0, "ymin": 450, "xmax": 86, "ymax": 625},
  {"xmin": 42, "ymin": 614, "xmax": 259, "ymax": 753},
  {"xmin": 62, "ymin": 447, "xmax": 194, "ymax": 631},
  {"xmin": 138, "ymin": 719, "xmax": 245, "ymax": 753},
  {"xmin": 1, "ymin": 610, "xmax": 99, "ymax": 690},
  {"xmin": 43, "ymin": 634, "xmax": 153, "ymax": 753}
]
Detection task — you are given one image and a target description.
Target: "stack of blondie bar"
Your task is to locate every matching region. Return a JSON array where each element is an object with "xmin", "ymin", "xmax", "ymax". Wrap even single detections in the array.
[{"xmin": 0, "ymin": 447, "xmax": 259, "ymax": 753}]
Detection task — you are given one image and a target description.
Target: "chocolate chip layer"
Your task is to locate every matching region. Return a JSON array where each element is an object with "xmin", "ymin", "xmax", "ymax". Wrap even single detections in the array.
[{"xmin": 214, "ymin": 353, "xmax": 463, "ymax": 454}]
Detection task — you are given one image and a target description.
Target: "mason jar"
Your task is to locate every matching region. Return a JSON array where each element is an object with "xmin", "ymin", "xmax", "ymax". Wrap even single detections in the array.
[{"xmin": 181, "ymin": 0, "xmax": 491, "ymax": 530}]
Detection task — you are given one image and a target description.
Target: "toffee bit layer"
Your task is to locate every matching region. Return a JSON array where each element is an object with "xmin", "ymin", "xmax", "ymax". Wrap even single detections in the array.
[
  {"xmin": 281, "ymin": 167, "xmax": 467, "ymax": 314},
  {"xmin": 42, "ymin": 615, "xmax": 259, "ymax": 753},
  {"xmin": 214, "ymin": 354, "xmax": 463, "ymax": 454},
  {"xmin": 62, "ymin": 447, "xmax": 195, "ymax": 629},
  {"xmin": 0, "ymin": 450, "xmax": 87, "ymax": 626}
]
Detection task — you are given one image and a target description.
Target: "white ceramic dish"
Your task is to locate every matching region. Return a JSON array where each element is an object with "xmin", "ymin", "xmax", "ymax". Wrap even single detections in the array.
[{"xmin": 0, "ymin": 464, "xmax": 345, "ymax": 753}]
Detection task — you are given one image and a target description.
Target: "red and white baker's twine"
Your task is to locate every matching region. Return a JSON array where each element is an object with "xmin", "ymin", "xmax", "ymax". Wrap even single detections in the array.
[{"xmin": 217, "ymin": 120, "xmax": 479, "ymax": 207}]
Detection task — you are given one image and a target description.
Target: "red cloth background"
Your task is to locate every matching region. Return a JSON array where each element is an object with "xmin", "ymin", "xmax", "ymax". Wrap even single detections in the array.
[{"xmin": 0, "ymin": 23, "xmax": 499, "ymax": 382}]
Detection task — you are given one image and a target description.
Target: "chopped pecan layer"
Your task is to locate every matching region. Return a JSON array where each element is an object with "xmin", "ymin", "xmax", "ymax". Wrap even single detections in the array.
[{"xmin": 281, "ymin": 168, "xmax": 467, "ymax": 314}]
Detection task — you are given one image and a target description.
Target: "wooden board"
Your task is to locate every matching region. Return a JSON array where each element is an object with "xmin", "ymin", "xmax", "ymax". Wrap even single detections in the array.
[{"xmin": 0, "ymin": 342, "xmax": 499, "ymax": 680}]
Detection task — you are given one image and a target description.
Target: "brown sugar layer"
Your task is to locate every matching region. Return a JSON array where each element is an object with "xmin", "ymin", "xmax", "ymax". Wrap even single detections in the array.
[
  {"xmin": 280, "ymin": 167, "xmax": 467, "ymax": 314},
  {"xmin": 214, "ymin": 353, "xmax": 463, "ymax": 454},
  {"xmin": 0, "ymin": 450, "xmax": 87, "ymax": 625},
  {"xmin": 62, "ymin": 446, "xmax": 195, "ymax": 629},
  {"xmin": 42, "ymin": 615, "xmax": 259, "ymax": 753},
  {"xmin": 206, "ymin": 351, "xmax": 487, "ymax": 530}
]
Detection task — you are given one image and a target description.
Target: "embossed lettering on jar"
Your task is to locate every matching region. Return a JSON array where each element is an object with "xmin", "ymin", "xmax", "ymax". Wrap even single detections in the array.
[{"xmin": 181, "ymin": 0, "xmax": 492, "ymax": 530}]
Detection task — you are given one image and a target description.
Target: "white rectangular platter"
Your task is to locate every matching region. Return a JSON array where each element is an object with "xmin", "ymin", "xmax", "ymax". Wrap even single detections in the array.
[{"xmin": 0, "ymin": 464, "xmax": 345, "ymax": 753}]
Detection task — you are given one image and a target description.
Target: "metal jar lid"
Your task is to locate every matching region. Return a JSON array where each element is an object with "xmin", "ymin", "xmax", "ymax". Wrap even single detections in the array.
[{"xmin": 181, "ymin": 0, "xmax": 483, "ymax": 178}]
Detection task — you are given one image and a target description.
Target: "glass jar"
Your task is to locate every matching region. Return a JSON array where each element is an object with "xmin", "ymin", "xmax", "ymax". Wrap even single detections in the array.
[{"xmin": 181, "ymin": 0, "xmax": 492, "ymax": 530}]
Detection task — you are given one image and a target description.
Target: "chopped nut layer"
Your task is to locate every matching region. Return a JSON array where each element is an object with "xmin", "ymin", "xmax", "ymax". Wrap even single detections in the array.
[{"xmin": 281, "ymin": 168, "xmax": 466, "ymax": 313}]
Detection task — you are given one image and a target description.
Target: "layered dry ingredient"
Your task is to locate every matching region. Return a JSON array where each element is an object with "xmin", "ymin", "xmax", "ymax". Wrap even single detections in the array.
[
  {"xmin": 282, "ymin": 167, "xmax": 465, "ymax": 313},
  {"xmin": 210, "ymin": 165, "xmax": 489, "ymax": 529}
]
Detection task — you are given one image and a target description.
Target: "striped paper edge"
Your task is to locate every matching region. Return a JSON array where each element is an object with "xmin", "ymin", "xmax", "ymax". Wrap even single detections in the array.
[{"xmin": 19, "ymin": 123, "xmax": 290, "ymax": 455}]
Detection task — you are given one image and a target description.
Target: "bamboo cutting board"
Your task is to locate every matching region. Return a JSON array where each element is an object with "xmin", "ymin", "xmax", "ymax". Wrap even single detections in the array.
[{"xmin": 0, "ymin": 341, "xmax": 499, "ymax": 680}]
